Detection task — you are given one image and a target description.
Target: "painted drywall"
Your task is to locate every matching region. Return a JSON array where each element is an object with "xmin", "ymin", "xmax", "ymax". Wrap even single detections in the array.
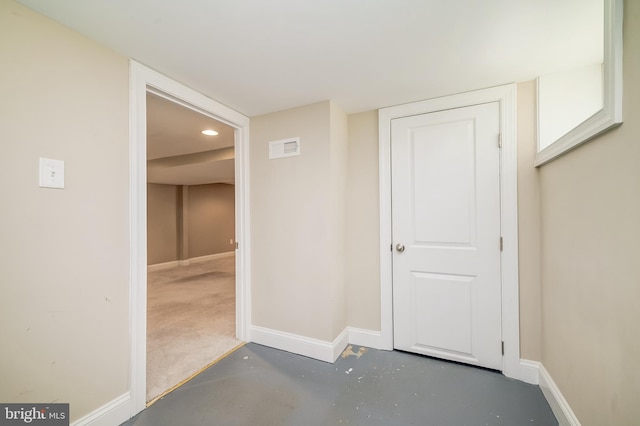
[
  {"xmin": 147, "ymin": 183, "xmax": 235, "ymax": 264},
  {"xmin": 346, "ymin": 111, "xmax": 381, "ymax": 331},
  {"xmin": 516, "ymin": 81, "xmax": 542, "ymax": 361},
  {"xmin": 0, "ymin": 0, "xmax": 130, "ymax": 422},
  {"xmin": 147, "ymin": 183, "xmax": 179, "ymax": 264},
  {"xmin": 188, "ymin": 183, "xmax": 235, "ymax": 258},
  {"xmin": 329, "ymin": 103, "xmax": 349, "ymax": 337},
  {"xmin": 537, "ymin": 63, "xmax": 604, "ymax": 150},
  {"xmin": 538, "ymin": 1, "xmax": 640, "ymax": 424},
  {"xmin": 251, "ymin": 101, "xmax": 348, "ymax": 342}
]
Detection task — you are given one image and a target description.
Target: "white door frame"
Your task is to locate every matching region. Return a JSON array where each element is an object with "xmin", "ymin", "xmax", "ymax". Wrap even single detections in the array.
[
  {"xmin": 128, "ymin": 60, "xmax": 251, "ymax": 413},
  {"xmin": 378, "ymin": 84, "xmax": 522, "ymax": 380}
]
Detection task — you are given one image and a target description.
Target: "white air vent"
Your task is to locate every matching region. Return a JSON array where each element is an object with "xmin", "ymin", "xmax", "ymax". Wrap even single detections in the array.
[{"xmin": 269, "ymin": 137, "xmax": 301, "ymax": 159}]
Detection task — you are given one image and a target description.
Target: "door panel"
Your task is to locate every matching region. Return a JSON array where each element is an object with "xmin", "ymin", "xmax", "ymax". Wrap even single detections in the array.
[
  {"xmin": 392, "ymin": 102, "xmax": 502, "ymax": 370},
  {"xmin": 412, "ymin": 272, "xmax": 473, "ymax": 355},
  {"xmin": 411, "ymin": 120, "xmax": 476, "ymax": 246}
]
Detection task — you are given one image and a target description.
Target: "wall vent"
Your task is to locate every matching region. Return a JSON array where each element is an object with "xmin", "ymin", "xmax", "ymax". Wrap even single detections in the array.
[{"xmin": 269, "ymin": 137, "xmax": 301, "ymax": 159}]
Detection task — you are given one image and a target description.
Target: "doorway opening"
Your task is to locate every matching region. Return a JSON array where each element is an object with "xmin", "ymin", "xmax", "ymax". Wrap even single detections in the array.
[
  {"xmin": 145, "ymin": 93, "xmax": 241, "ymax": 401},
  {"xmin": 129, "ymin": 61, "xmax": 251, "ymax": 414}
]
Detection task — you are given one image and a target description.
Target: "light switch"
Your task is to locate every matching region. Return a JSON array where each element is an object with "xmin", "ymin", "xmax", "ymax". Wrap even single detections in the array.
[{"xmin": 39, "ymin": 158, "xmax": 65, "ymax": 189}]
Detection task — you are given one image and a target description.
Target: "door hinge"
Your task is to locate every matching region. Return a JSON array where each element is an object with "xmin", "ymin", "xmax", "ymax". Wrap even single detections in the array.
[
  {"xmin": 235, "ymin": 242, "xmax": 239, "ymax": 249},
  {"xmin": 390, "ymin": 243, "xmax": 393, "ymax": 252},
  {"xmin": 498, "ymin": 133, "xmax": 502, "ymax": 148},
  {"xmin": 501, "ymin": 341, "xmax": 505, "ymax": 355},
  {"xmin": 500, "ymin": 236, "xmax": 503, "ymax": 251}
]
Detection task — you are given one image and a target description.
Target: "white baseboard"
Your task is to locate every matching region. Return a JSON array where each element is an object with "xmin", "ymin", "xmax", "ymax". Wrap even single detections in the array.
[
  {"xmin": 517, "ymin": 359, "xmax": 541, "ymax": 385},
  {"xmin": 147, "ymin": 260, "xmax": 179, "ymax": 272},
  {"xmin": 250, "ymin": 325, "xmax": 349, "ymax": 363},
  {"xmin": 332, "ymin": 328, "xmax": 350, "ymax": 361},
  {"xmin": 348, "ymin": 327, "xmax": 385, "ymax": 350},
  {"xmin": 148, "ymin": 251, "xmax": 235, "ymax": 271},
  {"xmin": 189, "ymin": 251, "xmax": 235, "ymax": 264},
  {"xmin": 248, "ymin": 326, "xmax": 382, "ymax": 364},
  {"xmin": 72, "ymin": 392, "xmax": 131, "ymax": 426},
  {"xmin": 498, "ymin": 359, "xmax": 580, "ymax": 425},
  {"xmin": 539, "ymin": 365, "xmax": 581, "ymax": 426}
]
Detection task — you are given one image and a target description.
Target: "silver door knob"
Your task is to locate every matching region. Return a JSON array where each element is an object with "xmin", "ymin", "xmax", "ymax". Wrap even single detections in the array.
[{"xmin": 395, "ymin": 244, "xmax": 405, "ymax": 253}]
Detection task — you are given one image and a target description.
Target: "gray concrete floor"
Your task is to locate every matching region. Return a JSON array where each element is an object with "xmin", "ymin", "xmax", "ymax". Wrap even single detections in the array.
[{"xmin": 123, "ymin": 343, "xmax": 557, "ymax": 426}]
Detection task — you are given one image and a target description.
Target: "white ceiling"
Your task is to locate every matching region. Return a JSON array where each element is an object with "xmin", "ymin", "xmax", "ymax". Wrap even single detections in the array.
[
  {"xmin": 146, "ymin": 93, "xmax": 235, "ymax": 186},
  {"xmin": 18, "ymin": 0, "xmax": 602, "ymax": 117},
  {"xmin": 146, "ymin": 93, "xmax": 235, "ymax": 161},
  {"xmin": 19, "ymin": 0, "xmax": 602, "ymax": 186}
]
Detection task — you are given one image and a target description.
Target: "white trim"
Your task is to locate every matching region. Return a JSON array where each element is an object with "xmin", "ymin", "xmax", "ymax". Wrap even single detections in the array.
[
  {"xmin": 250, "ymin": 325, "xmax": 350, "ymax": 363},
  {"xmin": 378, "ymin": 84, "xmax": 522, "ymax": 379},
  {"xmin": 518, "ymin": 359, "xmax": 541, "ymax": 385},
  {"xmin": 535, "ymin": 0, "xmax": 623, "ymax": 166},
  {"xmin": 188, "ymin": 251, "xmax": 235, "ymax": 264},
  {"xmin": 491, "ymin": 359, "xmax": 581, "ymax": 424},
  {"xmin": 332, "ymin": 328, "xmax": 351, "ymax": 362},
  {"xmin": 146, "ymin": 252, "xmax": 235, "ymax": 272},
  {"xmin": 347, "ymin": 327, "xmax": 385, "ymax": 350},
  {"xmin": 129, "ymin": 60, "xmax": 251, "ymax": 416},
  {"xmin": 539, "ymin": 365, "xmax": 581, "ymax": 426},
  {"xmin": 146, "ymin": 260, "xmax": 179, "ymax": 272},
  {"xmin": 71, "ymin": 392, "xmax": 131, "ymax": 426}
]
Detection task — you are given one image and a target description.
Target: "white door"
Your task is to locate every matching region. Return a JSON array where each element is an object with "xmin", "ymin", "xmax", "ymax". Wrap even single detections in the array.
[{"xmin": 391, "ymin": 102, "xmax": 502, "ymax": 370}]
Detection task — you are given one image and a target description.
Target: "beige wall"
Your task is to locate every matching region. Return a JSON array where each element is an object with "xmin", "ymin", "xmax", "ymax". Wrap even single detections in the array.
[
  {"xmin": 346, "ymin": 111, "xmax": 381, "ymax": 330},
  {"xmin": 188, "ymin": 183, "xmax": 235, "ymax": 258},
  {"xmin": 329, "ymin": 103, "xmax": 349, "ymax": 337},
  {"xmin": 538, "ymin": 1, "xmax": 640, "ymax": 424},
  {"xmin": 147, "ymin": 183, "xmax": 235, "ymax": 264},
  {"xmin": 147, "ymin": 183, "xmax": 179, "ymax": 264},
  {"xmin": 0, "ymin": 0, "xmax": 130, "ymax": 422},
  {"xmin": 250, "ymin": 101, "xmax": 348, "ymax": 341},
  {"xmin": 516, "ymin": 81, "xmax": 542, "ymax": 361}
]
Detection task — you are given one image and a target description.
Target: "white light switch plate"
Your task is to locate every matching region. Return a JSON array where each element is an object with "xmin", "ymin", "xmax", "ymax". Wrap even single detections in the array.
[{"xmin": 39, "ymin": 158, "xmax": 65, "ymax": 189}]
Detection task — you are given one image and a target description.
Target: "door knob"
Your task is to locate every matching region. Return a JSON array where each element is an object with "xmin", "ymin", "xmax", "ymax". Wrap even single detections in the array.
[{"xmin": 395, "ymin": 244, "xmax": 405, "ymax": 253}]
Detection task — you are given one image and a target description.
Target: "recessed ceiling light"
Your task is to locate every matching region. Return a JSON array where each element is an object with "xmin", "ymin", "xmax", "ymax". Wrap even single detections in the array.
[{"xmin": 201, "ymin": 129, "xmax": 219, "ymax": 136}]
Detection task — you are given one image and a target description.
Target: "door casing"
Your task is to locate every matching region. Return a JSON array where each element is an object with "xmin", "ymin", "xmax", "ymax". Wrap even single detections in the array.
[
  {"xmin": 129, "ymin": 60, "xmax": 252, "ymax": 414},
  {"xmin": 378, "ymin": 84, "xmax": 523, "ymax": 380}
]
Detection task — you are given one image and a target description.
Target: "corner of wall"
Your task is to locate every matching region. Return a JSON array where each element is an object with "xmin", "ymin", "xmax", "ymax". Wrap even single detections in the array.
[
  {"xmin": 250, "ymin": 325, "xmax": 349, "ymax": 363},
  {"xmin": 538, "ymin": 364, "xmax": 582, "ymax": 425},
  {"xmin": 511, "ymin": 359, "xmax": 581, "ymax": 425}
]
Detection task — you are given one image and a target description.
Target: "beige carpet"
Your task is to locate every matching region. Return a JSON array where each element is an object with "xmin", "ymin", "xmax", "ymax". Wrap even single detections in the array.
[{"xmin": 146, "ymin": 255, "xmax": 241, "ymax": 402}]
